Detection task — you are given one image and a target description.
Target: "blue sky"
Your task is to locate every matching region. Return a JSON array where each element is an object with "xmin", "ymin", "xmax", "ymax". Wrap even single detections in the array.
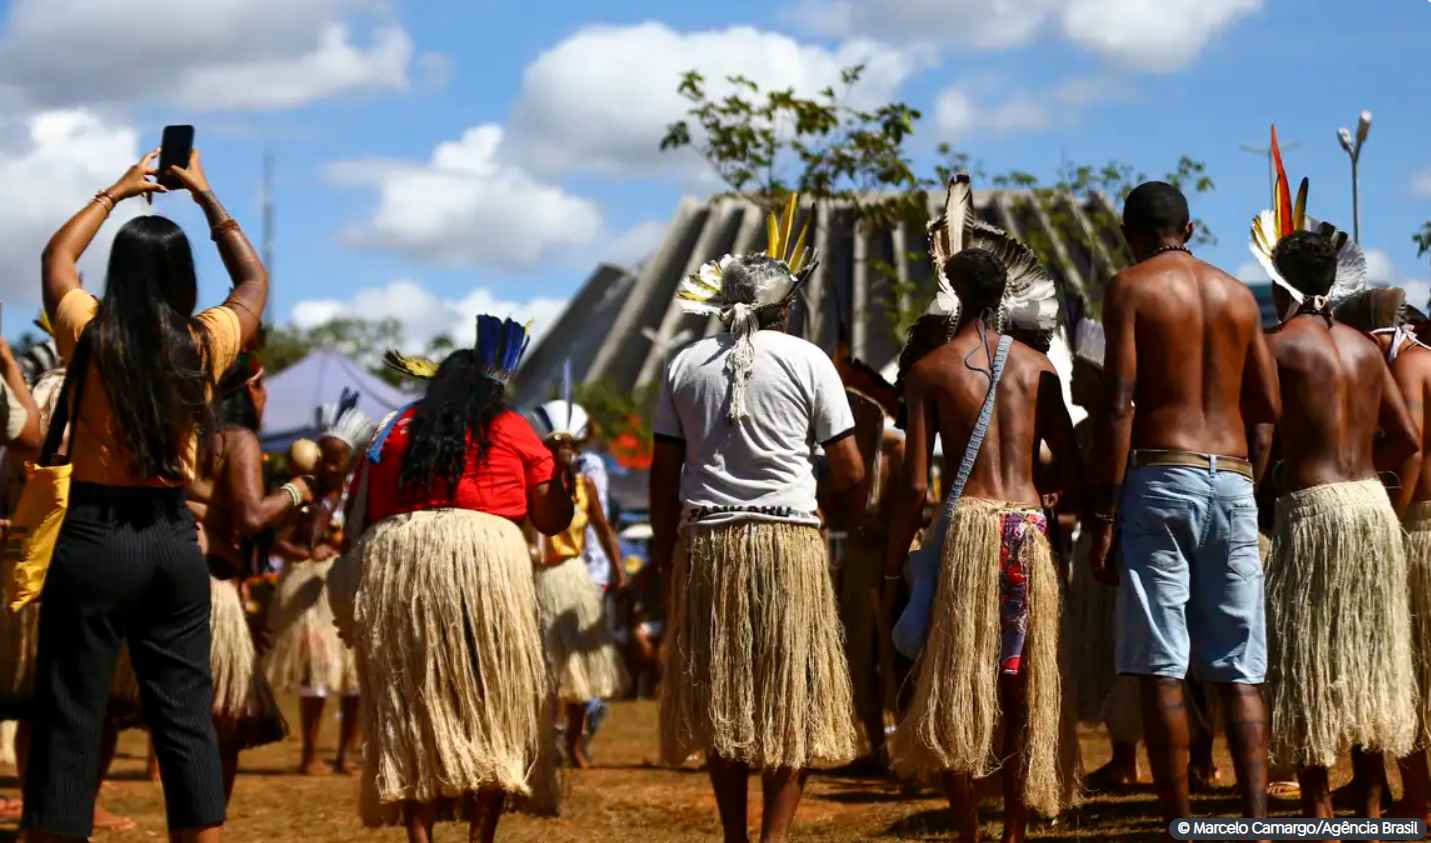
[{"xmin": 1, "ymin": 0, "xmax": 1427, "ymax": 346}]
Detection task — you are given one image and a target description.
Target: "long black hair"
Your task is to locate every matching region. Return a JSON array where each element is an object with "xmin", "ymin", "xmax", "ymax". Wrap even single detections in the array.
[
  {"xmin": 398, "ymin": 349, "xmax": 509, "ymax": 496},
  {"xmin": 93, "ymin": 215, "xmax": 215, "ymax": 481}
]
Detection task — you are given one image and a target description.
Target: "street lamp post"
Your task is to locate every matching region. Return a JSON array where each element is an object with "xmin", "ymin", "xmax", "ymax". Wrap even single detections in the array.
[{"xmin": 1337, "ymin": 110, "xmax": 1372, "ymax": 244}]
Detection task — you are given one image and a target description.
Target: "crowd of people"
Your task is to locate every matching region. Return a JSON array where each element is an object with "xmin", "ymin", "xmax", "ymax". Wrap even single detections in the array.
[{"xmin": 0, "ymin": 131, "xmax": 1427, "ymax": 843}]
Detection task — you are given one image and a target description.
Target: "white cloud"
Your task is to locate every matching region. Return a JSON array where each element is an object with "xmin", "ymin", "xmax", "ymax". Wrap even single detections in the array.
[
  {"xmin": 787, "ymin": 0, "xmax": 1262, "ymax": 73},
  {"xmin": 0, "ymin": 110, "xmax": 145, "ymax": 310},
  {"xmin": 1059, "ymin": 0, "xmax": 1263, "ymax": 74},
  {"xmin": 328, "ymin": 124, "xmax": 603, "ymax": 270},
  {"xmin": 933, "ymin": 75, "xmax": 1127, "ymax": 137},
  {"xmin": 1412, "ymin": 168, "xmax": 1431, "ymax": 200},
  {"xmin": 290, "ymin": 279, "xmax": 569, "ymax": 350},
  {"xmin": 505, "ymin": 22, "xmax": 926, "ymax": 178},
  {"xmin": 0, "ymin": 0, "xmax": 419, "ymax": 111},
  {"xmin": 1365, "ymin": 248, "xmax": 1397, "ymax": 284}
]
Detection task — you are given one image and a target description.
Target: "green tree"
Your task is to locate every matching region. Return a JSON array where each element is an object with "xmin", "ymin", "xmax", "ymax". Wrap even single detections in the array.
[{"xmin": 662, "ymin": 66, "xmax": 1217, "ymax": 342}]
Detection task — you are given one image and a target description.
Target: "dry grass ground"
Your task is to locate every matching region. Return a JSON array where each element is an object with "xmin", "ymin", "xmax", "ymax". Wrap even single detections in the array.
[{"xmin": 0, "ymin": 697, "xmax": 1372, "ymax": 842}]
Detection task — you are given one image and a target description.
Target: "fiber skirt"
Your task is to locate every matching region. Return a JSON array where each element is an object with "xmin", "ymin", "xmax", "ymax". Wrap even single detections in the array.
[
  {"xmin": 1266, "ymin": 480, "xmax": 1417, "ymax": 767},
  {"xmin": 533, "ymin": 557, "xmax": 627, "ymax": 703},
  {"xmin": 891, "ymin": 498, "xmax": 1074, "ymax": 817},
  {"xmin": 334, "ymin": 509, "xmax": 547, "ymax": 827},
  {"xmin": 211, "ymin": 576, "xmax": 287, "ymax": 749},
  {"xmin": 1404, "ymin": 501, "xmax": 1431, "ymax": 750},
  {"xmin": 265, "ymin": 557, "xmax": 359, "ymax": 697},
  {"xmin": 660, "ymin": 521, "xmax": 858, "ymax": 771}
]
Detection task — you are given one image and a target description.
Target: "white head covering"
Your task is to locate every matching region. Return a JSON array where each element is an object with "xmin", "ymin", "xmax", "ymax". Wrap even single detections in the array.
[
  {"xmin": 316, "ymin": 388, "xmax": 376, "ymax": 450},
  {"xmin": 531, "ymin": 400, "xmax": 591, "ymax": 440}
]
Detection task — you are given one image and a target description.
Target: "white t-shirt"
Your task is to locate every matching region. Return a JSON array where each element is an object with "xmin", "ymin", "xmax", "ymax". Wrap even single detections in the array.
[
  {"xmin": 577, "ymin": 452, "xmax": 612, "ymax": 588},
  {"xmin": 653, "ymin": 330, "xmax": 855, "ymax": 527}
]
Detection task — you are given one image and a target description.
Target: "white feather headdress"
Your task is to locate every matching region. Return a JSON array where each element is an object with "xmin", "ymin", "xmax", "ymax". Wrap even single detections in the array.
[
  {"xmin": 316, "ymin": 388, "xmax": 377, "ymax": 450},
  {"xmin": 923, "ymin": 173, "xmax": 1059, "ymax": 334},
  {"xmin": 1248, "ymin": 125, "xmax": 1366, "ymax": 317}
]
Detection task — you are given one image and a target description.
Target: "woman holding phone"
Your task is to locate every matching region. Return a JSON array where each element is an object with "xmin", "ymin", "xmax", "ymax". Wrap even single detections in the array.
[{"xmin": 23, "ymin": 147, "xmax": 266, "ymax": 843}]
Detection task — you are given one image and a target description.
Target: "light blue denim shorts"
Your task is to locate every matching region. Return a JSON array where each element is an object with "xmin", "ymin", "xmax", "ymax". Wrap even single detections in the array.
[{"xmin": 1116, "ymin": 463, "xmax": 1265, "ymax": 684}]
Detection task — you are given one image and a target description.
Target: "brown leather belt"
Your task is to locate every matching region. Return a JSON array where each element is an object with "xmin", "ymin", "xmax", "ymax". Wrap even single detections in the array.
[{"xmin": 1131, "ymin": 449, "xmax": 1254, "ymax": 480}]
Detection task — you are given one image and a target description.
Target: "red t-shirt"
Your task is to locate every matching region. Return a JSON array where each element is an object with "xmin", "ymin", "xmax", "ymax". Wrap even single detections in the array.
[{"xmin": 365, "ymin": 408, "xmax": 556, "ymax": 523}]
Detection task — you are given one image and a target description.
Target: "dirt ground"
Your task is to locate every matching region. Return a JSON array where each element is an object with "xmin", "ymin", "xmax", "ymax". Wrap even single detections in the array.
[{"xmin": 0, "ymin": 697, "xmax": 1369, "ymax": 842}]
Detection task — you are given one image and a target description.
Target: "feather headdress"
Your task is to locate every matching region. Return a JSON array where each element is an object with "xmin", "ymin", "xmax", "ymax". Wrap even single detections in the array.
[
  {"xmin": 531, "ymin": 400, "xmax": 591, "ymax": 441},
  {"xmin": 675, "ymin": 192, "xmax": 818, "ymax": 318},
  {"xmin": 381, "ymin": 314, "xmax": 532, "ymax": 385},
  {"xmin": 925, "ymin": 174, "xmax": 1059, "ymax": 334},
  {"xmin": 316, "ymin": 387, "xmax": 376, "ymax": 449},
  {"xmin": 674, "ymin": 193, "xmax": 821, "ymax": 422},
  {"xmin": 1249, "ymin": 125, "xmax": 1366, "ymax": 318}
]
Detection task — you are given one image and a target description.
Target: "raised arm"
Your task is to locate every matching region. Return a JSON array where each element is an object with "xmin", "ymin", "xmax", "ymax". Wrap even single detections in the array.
[
  {"xmin": 1381, "ymin": 356, "xmax": 1424, "ymax": 516},
  {"xmin": 163, "ymin": 150, "xmax": 268, "ymax": 346},
  {"xmin": 0, "ymin": 340, "xmax": 43, "ymax": 451},
  {"xmin": 42, "ymin": 150, "xmax": 166, "ymax": 317}
]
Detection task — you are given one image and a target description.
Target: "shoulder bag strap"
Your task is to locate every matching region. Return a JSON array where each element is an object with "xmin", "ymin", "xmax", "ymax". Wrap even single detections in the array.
[
  {"xmin": 39, "ymin": 325, "xmax": 95, "ymax": 467},
  {"xmin": 925, "ymin": 333, "xmax": 1014, "ymax": 549}
]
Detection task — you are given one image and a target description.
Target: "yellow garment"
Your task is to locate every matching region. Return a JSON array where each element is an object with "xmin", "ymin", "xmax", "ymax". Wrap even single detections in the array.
[
  {"xmin": 4, "ymin": 460, "xmax": 72, "ymax": 610},
  {"xmin": 53, "ymin": 289, "xmax": 242, "ymax": 487},
  {"xmin": 542, "ymin": 477, "xmax": 589, "ymax": 563}
]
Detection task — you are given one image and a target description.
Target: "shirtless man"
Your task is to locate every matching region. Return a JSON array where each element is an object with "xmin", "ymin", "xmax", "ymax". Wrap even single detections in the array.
[
  {"xmin": 886, "ymin": 248, "xmax": 1080, "ymax": 842},
  {"xmin": 1086, "ymin": 182, "xmax": 1281, "ymax": 832},
  {"xmin": 1258, "ymin": 231, "xmax": 1421, "ymax": 822},
  {"xmin": 1370, "ymin": 300, "xmax": 1431, "ymax": 824}
]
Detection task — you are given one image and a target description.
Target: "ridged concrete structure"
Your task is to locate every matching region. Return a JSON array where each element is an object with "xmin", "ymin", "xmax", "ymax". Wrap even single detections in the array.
[{"xmin": 515, "ymin": 189, "xmax": 1131, "ymax": 406}]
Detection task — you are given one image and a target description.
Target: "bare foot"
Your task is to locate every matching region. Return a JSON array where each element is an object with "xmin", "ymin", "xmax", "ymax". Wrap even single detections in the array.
[
  {"xmin": 93, "ymin": 803, "xmax": 138, "ymax": 832},
  {"xmin": 333, "ymin": 758, "xmax": 356, "ymax": 776},
  {"xmin": 0, "ymin": 797, "xmax": 22, "ymax": 821},
  {"xmin": 1085, "ymin": 758, "xmax": 1139, "ymax": 792},
  {"xmin": 1267, "ymin": 780, "xmax": 1302, "ymax": 802},
  {"xmin": 299, "ymin": 757, "xmax": 332, "ymax": 776},
  {"xmin": 567, "ymin": 740, "xmax": 591, "ymax": 770}
]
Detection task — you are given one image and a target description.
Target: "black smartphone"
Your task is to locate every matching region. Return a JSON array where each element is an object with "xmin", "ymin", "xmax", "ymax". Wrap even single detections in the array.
[{"xmin": 157, "ymin": 125, "xmax": 195, "ymax": 189}]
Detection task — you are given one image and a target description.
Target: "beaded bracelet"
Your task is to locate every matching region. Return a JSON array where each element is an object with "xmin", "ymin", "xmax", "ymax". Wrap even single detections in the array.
[
  {"xmin": 93, "ymin": 191, "xmax": 116, "ymax": 212},
  {"xmin": 281, "ymin": 482, "xmax": 303, "ymax": 508}
]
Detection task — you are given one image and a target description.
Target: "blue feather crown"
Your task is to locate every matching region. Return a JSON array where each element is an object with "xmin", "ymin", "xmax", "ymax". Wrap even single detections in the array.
[{"xmin": 475, "ymin": 314, "xmax": 532, "ymax": 384}]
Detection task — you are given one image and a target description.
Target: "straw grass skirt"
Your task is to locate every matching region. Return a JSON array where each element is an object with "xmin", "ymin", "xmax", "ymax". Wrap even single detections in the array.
[
  {"xmin": 1404, "ymin": 502, "xmax": 1431, "ymax": 749},
  {"xmin": 266, "ymin": 558, "xmax": 359, "ymax": 697},
  {"xmin": 534, "ymin": 557, "xmax": 628, "ymax": 703},
  {"xmin": 211, "ymin": 576, "xmax": 287, "ymax": 748},
  {"xmin": 891, "ymin": 498, "xmax": 1074, "ymax": 817},
  {"xmin": 661, "ymin": 521, "xmax": 858, "ymax": 770},
  {"xmin": 1267, "ymin": 480, "xmax": 1417, "ymax": 768},
  {"xmin": 331, "ymin": 509, "xmax": 547, "ymax": 827}
]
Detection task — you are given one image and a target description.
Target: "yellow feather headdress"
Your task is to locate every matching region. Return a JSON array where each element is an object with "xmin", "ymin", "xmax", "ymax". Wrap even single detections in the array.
[{"xmin": 675, "ymin": 192, "xmax": 818, "ymax": 317}]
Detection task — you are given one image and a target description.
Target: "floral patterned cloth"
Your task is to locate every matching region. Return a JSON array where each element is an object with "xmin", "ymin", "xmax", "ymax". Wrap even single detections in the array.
[{"xmin": 999, "ymin": 510, "xmax": 1049, "ymax": 675}]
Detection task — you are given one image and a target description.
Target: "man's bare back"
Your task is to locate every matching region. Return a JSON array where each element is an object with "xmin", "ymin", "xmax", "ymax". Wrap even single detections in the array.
[
  {"xmin": 1390, "ymin": 343, "xmax": 1431, "ymax": 506},
  {"xmin": 1266, "ymin": 317, "xmax": 1407, "ymax": 491},
  {"xmin": 1106, "ymin": 252, "xmax": 1276, "ymax": 458},
  {"xmin": 904, "ymin": 324, "xmax": 1075, "ymax": 507}
]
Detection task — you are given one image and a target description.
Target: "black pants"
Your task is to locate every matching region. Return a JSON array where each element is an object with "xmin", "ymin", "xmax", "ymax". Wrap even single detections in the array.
[{"xmin": 22, "ymin": 483, "xmax": 224, "ymax": 837}]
